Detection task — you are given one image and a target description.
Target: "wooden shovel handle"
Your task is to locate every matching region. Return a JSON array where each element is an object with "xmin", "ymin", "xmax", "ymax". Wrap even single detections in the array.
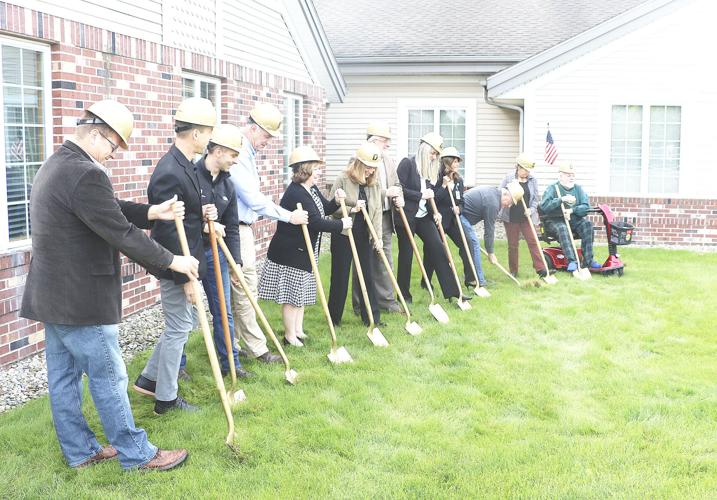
[
  {"xmin": 339, "ymin": 199, "xmax": 375, "ymax": 326},
  {"xmin": 208, "ymin": 220, "xmax": 236, "ymax": 387},
  {"xmin": 428, "ymin": 197, "xmax": 464, "ymax": 298},
  {"xmin": 447, "ymin": 189, "xmax": 480, "ymax": 286},
  {"xmin": 395, "ymin": 204, "xmax": 437, "ymax": 303}
]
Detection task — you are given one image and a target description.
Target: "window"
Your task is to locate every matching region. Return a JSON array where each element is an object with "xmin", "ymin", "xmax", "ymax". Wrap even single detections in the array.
[
  {"xmin": 0, "ymin": 38, "xmax": 51, "ymax": 250},
  {"xmin": 398, "ymin": 99, "xmax": 476, "ymax": 182},
  {"xmin": 181, "ymin": 72, "xmax": 220, "ymax": 123},
  {"xmin": 283, "ymin": 94, "xmax": 303, "ymax": 184},
  {"xmin": 609, "ymin": 104, "xmax": 681, "ymax": 194}
]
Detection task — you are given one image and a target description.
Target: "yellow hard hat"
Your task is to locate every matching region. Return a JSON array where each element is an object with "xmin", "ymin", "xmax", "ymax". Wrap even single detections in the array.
[
  {"xmin": 209, "ymin": 124, "xmax": 243, "ymax": 153},
  {"xmin": 505, "ymin": 180, "xmax": 525, "ymax": 205},
  {"xmin": 440, "ymin": 146, "xmax": 462, "ymax": 160},
  {"xmin": 249, "ymin": 102, "xmax": 283, "ymax": 137},
  {"xmin": 366, "ymin": 120, "xmax": 391, "ymax": 139},
  {"xmin": 175, "ymin": 97, "xmax": 217, "ymax": 127},
  {"xmin": 420, "ymin": 132, "xmax": 444, "ymax": 153},
  {"xmin": 289, "ymin": 145, "xmax": 323, "ymax": 168},
  {"xmin": 516, "ymin": 152, "xmax": 535, "ymax": 170},
  {"xmin": 356, "ymin": 142, "xmax": 382, "ymax": 168},
  {"xmin": 80, "ymin": 99, "xmax": 134, "ymax": 149},
  {"xmin": 558, "ymin": 163, "xmax": 575, "ymax": 174}
]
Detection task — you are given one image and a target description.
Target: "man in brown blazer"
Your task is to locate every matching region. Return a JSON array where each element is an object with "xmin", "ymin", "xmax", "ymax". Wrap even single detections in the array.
[{"xmin": 21, "ymin": 100, "xmax": 197, "ymax": 471}]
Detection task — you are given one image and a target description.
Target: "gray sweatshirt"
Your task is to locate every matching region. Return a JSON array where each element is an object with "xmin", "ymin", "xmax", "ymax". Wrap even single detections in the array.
[{"xmin": 462, "ymin": 186, "xmax": 501, "ymax": 254}]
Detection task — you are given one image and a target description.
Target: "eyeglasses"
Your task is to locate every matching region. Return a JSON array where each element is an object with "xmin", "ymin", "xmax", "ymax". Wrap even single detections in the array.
[{"xmin": 97, "ymin": 130, "xmax": 119, "ymax": 154}]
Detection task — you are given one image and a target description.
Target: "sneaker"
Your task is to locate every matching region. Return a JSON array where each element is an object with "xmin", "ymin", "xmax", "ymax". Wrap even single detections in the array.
[
  {"xmin": 177, "ymin": 368, "xmax": 191, "ymax": 382},
  {"xmin": 154, "ymin": 396, "xmax": 199, "ymax": 415},
  {"xmin": 256, "ymin": 351, "xmax": 282, "ymax": 363},
  {"xmin": 588, "ymin": 261, "xmax": 602, "ymax": 269},
  {"xmin": 74, "ymin": 445, "xmax": 118, "ymax": 469},
  {"xmin": 132, "ymin": 375, "xmax": 156, "ymax": 397},
  {"xmin": 566, "ymin": 261, "xmax": 578, "ymax": 272},
  {"xmin": 139, "ymin": 449, "xmax": 188, "ymax": 472}
]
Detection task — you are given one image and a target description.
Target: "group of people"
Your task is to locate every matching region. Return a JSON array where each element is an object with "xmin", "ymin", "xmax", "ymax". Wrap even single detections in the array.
[{"xmin": 20, "ymin": 97, "xmax": 602, "ymax": 472}]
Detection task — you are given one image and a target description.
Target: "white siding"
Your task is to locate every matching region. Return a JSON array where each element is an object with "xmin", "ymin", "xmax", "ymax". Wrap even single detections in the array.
[
  {"xmin": 163, "ymin": 0, "xmax": 216, "ymax": 56},
  {"xmin": 503, "ymin": 0, "xmax": 717, "ymax": 199},
  {"xmin": 23, "ymin": 0, "xmax": 163, "ymax": 42},
  {"xmin": 222, "ymin": 0, "xmax": 312, "ymax": 83},
  {"xmin": 325, "ymin": 74, "xmax": 519, "ymax": 188}
]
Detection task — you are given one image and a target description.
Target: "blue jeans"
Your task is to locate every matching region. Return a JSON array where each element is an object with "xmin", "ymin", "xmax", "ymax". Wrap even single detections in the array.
[
  {"xmin": 44, "ymin": 323, "xmax": 157, "ymax": 469},
  {"xmin": 201, "ymin": 247, "xmax": 241, "ymax": 373},
  {"xmin": 460, "ymin": 214, "xmax": 486, "ymax": 286}
]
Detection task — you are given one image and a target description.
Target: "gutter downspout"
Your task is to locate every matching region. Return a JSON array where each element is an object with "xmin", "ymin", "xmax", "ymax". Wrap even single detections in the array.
[{"xmin": 483, "ymin": 86, "xmax": 524, "ymax": 151}]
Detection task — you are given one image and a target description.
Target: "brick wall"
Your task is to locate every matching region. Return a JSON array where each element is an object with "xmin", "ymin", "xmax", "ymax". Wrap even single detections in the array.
[{"xmin": 0, "ymin": 4, "xmax": 326, "ymax": 367}]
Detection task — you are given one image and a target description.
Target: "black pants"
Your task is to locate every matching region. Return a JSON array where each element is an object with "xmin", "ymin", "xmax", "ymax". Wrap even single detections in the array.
[
  {"xmin": 396, "ymin": 214, "xmax": 460, "ymax": 301},
  {"xmin": 424, "ymin": 222, "xmax": 474, "ymax": 285},
  {"xmin": 328, "ymin": 218, "xmax": 380, "ymax": 326}
]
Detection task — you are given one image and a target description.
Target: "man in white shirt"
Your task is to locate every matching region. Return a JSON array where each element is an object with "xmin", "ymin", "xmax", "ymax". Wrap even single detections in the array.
[{"xmin": 229, "ymin": 102, "xmax": 308, "ymax": 363}]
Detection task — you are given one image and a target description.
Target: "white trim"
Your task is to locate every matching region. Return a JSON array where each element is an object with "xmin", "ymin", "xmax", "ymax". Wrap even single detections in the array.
[
  {"xmin": 283, "ymin": 92, "xmax": 304, "ymax": 185},
  {"xmin": 0, "ymin": 35, "xmax": 52, "ymax": 253},
  {"xmin": 180, "ymin": 71, "xmax": 221, "ymax": 123},
  {"xmin": 397, "ymin": 98, "xmax": 477, "ymax": 184}
]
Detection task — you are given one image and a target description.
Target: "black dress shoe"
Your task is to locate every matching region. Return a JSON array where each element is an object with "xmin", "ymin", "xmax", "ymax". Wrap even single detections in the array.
[
  {"xmin": 256, "ymin": 351, "xmax": 282, "ymax": 363},
  {"xmin": 461, "ymin": 295, "xmax": 473, "ymax": 301},
  {"xmin": 237, "ymin": 348, "xmax": 250, "ymax": 358},
  {"xmin": 236, "ymin": 368, "xmax": 255, "ymax": 379},
  {"xmin": 154, "ymin": 396, "xmax": 199, "ymax": 415}
]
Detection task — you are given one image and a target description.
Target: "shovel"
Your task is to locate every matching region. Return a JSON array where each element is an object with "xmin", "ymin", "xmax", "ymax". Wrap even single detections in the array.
[
  {"xmin": 339, "ymin": 199, "xmax": 389, "ymax": 347},
  {"xmin": 555, "ymin": 184, "xmax": 591, "ymax": 281},
  {"xmin": 297, "ymin": 203, "xmax": 353, "ymax": 364},
  {"xmin": 480, "ymin": 247, "xmax": 522, "ymax": 287},
  {"xmin": 208, "ymin": 221, "xmax": 246, "ymax": 404},
  {"xmin": 359, "ymin": 205, "xmax": 422, "ymax": 335},
  {"xmin": 428, "ymin": 198, "xmax": 471, "ymax": 311},
  {"xmin": 217, "ymin": 236, "xmax": 298, "ymax": 385},
  {"xmin": 395, "ymin": 204, "xmax": 450, "ymax": 323},
  {"xmin": 173, "ymin": 211, "xmax": 238, "ymax": 449},
  {"xmin": 446, "ymin": 188, "xmax": 490, "ymax": 298},
  {"xmin": 519, "ymin": 198, "xmax": 558, "ymax": 285}
]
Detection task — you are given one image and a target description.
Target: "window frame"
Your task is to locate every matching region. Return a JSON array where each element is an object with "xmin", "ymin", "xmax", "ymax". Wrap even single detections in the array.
[
  {"xmin": 0, "ymin": 35, "xmax": 52, "ymax": 252},
  {"xmin": 283, "ymin": 92, "xmax": 304, "ymax": 185},
  {"xmin": 605, "ymin": 102, "xmax": 683, "ymax": 196},
  {"xmin": 180, "ymin": 71, "xmax": 221, "ymax": 124},
  {"xmin": 397, "ymin": 99, "xmax": 476, "ymax": 185}
]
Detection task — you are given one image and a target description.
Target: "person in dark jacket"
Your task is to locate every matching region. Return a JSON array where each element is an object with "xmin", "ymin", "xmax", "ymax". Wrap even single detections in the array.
[
  {"xmin": 194, "ymin": 124, "xmax": 253, "ymax": 379},
  {"xmin": 133, "ymin": 97, "xmax": 218, "ymax": 415},
  {"xmin": 20, "ymin": 100, "xmax": 196, "ymax": 471},
  {"xmin": 258, "ymin": 146, "xmax": 351, "ymax": 346},
  {"xmin": 498, "ymin": 153, "xmax": 547, "ymax": 279},
  {"xmin": 394, "ymin": 132, "xmax": 462, "ymax": 303},
  {"xmin": 539, "ymin": 163, "xmax": 601, "ymax": 272},
  {"xmin": 424, "ymin": 146, "xmax": 473, "ymax": 289}
]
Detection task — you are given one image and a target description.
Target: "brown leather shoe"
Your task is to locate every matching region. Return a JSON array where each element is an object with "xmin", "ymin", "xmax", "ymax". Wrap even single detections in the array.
[
  {"xmin": 139, "ymin": 449, "xmax": 188, "ymax": 471},
  {"xmin": 75, "ymin": 445, "xmax": 118, "ymax": 468}
]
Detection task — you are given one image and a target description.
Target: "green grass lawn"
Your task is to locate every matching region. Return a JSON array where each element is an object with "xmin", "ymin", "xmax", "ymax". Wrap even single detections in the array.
[{"xmin": 2, "ymin": 242, "xmax": 717, "ymax": 498}]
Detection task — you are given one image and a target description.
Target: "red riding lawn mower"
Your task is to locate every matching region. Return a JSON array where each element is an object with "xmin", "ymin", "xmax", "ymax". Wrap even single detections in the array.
[{"xmin": 539, "ymin": 204, "xmax": 635, "ymax": 276}]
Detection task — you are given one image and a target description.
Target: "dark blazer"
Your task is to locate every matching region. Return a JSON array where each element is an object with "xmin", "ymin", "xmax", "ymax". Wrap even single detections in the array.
[
  {"xmin": 266, "ymin": 182, "xmax": 342, "ymax": 272},
  {"xmin": 433, "ymin": 169, "xmax": 465, "ymax": 233},
  {"xmin": 147, "ymin": 145, "xmax": 206, "ymax": 284},
  {"xmin": 395, "ymin": 156, "xmax": 437, "ymax": 230},
  {"xmin": 196, "ymin": 157, "xmax": 242, "ymax": 266},
  {"xmin": 21, "ymin": 141, "xmax": 173, "ymax": 326}
]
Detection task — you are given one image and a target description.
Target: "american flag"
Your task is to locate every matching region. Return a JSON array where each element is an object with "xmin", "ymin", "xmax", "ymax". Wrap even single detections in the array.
[{"xmin": 544, "ymin": 130, "xmax": 558, "ymax": 165}]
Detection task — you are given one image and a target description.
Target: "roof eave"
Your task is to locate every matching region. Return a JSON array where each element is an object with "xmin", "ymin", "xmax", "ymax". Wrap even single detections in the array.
[{"xmin": 337, "ymin": 57, "xmax": 520, "ymax": 76}]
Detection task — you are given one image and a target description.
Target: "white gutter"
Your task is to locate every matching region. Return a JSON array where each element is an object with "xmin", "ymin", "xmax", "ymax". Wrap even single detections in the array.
[{"xmin": 483, "ymin": 86, "xmax": 524, "ymax": 151}]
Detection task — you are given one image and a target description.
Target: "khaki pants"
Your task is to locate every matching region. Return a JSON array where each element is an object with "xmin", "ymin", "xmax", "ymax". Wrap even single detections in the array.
[{"xmin": 230, "ymin": 225, "xmax": 269, "ymax": 357}]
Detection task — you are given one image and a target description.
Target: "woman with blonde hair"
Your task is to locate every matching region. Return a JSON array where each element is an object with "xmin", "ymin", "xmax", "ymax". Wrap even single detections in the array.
[
  {"xmin": 327, "ymin": 142, "xmax": 384, "ymax": 326},
  {"xmin": 394, "ymin": 132, "xmax": 462, "ymax": 303},
  {"xmin": 258, "ymin": 146, "xmax": 351, "ymax": 346}
]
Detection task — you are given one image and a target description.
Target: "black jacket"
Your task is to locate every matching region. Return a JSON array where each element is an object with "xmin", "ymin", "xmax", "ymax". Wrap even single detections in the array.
[
  {"xmin": 21, "ymin": 141, "xmax": 173, "ymax": 325},
  {"xmin": 196, "ymin": 157, "xmax": 242, "ymax": 266},
  {"xmin": 395, "ymin": 156, "xmax": 437, "ymax": 230},
  {"xmin": 433, "ymin": 169, "xmax": 465, "ymax": 233},
  {"xmin": 266, "ymin": 182, "xmax": 342, "ymax": 272},
  {"xmin": 147, "ymin": 145, "xmax": 207, "ymax": 284}
]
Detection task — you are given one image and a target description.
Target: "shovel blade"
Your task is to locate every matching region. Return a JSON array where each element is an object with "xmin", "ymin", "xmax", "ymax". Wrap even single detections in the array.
[
  {"xmin": 581, "ymin": 268, "xmax": 592, "ymax": 280},
  {"xmin": 456, "ymin": 299, "xmax": 471, "ymax": 311},
  {"xmin": 429, "ymin": 303, "xmax": 450, "ymax": 323},
  {"xmin": 572, "ymin": 270, "xmax": 590, "ymax": 281},
  {"xmin": 230, "ymin": 389, "xmax": 247, "ymax": 407},
  {"xmin": 328, "ymin": 346, "xmax": 353, "ymax": 364},
  {"xmin": 475, "ymin": 286, "xmax": 491, "ymax": 298},
  {"xmin": 368, "ymin": 328, "xmax": 389, "ymax": 347},
  {"xmin": 542, "ymin": 275, "xmax": 559, "ymax": 285},
  {"xmin": 405, "ymin": 321, "xmax": 422, "ymax": 336},
  {"xmin": 284, "ymin": 369, "xmax": 298, "ymax": 385}
]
